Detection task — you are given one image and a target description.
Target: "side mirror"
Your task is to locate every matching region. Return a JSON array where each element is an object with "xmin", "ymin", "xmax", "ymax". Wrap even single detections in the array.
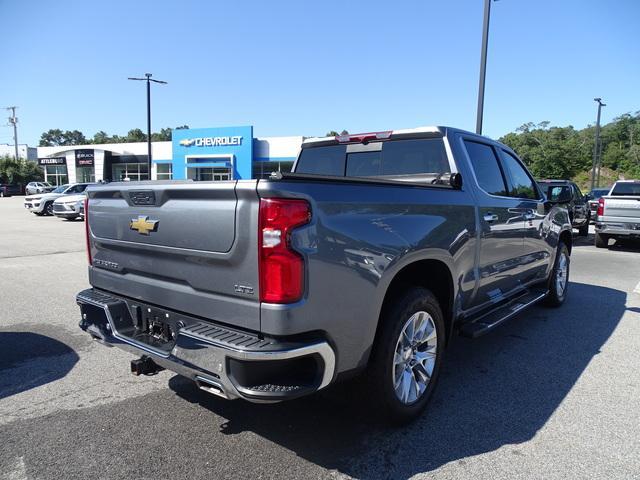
[{"xmin": 449, "ymin": 172, "xmax": 463, "ymax": 189}]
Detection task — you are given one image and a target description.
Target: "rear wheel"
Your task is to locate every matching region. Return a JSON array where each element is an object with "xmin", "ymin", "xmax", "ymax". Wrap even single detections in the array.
[
  {"xmin": 595, "ymin": 232, "xmax": 609, "ymax": 248},
  {"xmin": 544, "ymin": 242, "xmax": 570, "ymax": 307},
  {"xmin": 365, "ymin": 287, "xmax": 444, "ymax": 424}
]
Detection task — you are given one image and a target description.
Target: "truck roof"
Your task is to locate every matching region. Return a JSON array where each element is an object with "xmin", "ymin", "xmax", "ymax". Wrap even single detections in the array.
[{"xmin": 302, "ymin": 126, "xmax": 489, "ymax": 148}]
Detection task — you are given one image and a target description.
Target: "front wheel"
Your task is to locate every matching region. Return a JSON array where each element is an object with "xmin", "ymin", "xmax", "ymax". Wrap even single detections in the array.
[
  {"xmin": 544, "ymin": 242, "xmax": 570, "ymax": 307},
  {"xmin": 365, "ymin": 287, "xmax": 444, "ymax": 424},
  {"xmin": 44, "ymin": 202, "xmax": 54, "ymax": 216}
]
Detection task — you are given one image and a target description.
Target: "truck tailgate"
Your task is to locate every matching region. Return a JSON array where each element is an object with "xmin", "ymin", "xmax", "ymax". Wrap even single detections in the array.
[
  {"xmin": 603, "ymin": 195, "xmax": 640, "ymax": 220},
  {"xmin": 86, "ymin": 181, "xmax": 261, "ymax": 332}
]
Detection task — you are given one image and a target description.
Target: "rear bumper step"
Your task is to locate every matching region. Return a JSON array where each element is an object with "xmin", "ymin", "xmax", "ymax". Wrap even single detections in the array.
[{"xmin": 76, "ymin": 288, "xmax": 336, "ymax": 402}]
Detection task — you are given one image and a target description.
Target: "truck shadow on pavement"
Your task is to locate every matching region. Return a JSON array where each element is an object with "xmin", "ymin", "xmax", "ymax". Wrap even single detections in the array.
[
  {"xmin": 0, "ymin": 332, "xmax": 79, "ymax": 400},
  {"xmin": 169, "ymin": 281, "xmax": 627, "ymax": 479}
]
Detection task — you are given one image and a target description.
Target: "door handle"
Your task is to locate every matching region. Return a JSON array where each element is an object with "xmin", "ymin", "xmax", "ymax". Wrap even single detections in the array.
[
  {"xmin": 524, "ymin": 212, "xmax": 536, "ymax": 221},
  {"xmin": 483, "ymin": 213, "xmax": 499, "ymax": 222}
]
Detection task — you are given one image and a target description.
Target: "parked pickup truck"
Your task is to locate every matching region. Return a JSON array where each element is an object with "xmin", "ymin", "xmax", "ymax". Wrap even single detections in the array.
[
  {"xmin": 594, "ymin": 180, "xmax": 640, "ymax": 248},
  {"xmin": 76, "ymin": 126, "xmax": 572, "ymax": 423}
]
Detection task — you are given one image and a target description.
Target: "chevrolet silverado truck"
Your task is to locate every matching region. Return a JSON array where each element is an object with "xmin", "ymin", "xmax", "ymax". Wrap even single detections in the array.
[
  {"xmin": 594, "ymin": 180, "xmax": 640, "ymax": 248},
  {"xmin": 76, "ymin": 126, "xmax": 572, "ymax": 423}
]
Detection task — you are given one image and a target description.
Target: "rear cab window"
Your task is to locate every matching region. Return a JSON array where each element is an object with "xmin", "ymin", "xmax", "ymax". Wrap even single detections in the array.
[
  {"xmin": 611, "ymin": 182, "xmax": 640, "ymax": 196},
  {"xmin": 295, "ymin": 138, "xmax": 452, "ymax": 182}
]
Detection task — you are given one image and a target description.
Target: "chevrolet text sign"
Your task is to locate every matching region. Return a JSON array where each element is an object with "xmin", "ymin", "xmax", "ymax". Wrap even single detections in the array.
[
  {"xmin": 172, "ymin": 126, "xmax": 253, "ymax": 181},
  {"xmin": 180, "ymin": 136, "xmax": 243, "ymax": 147}
]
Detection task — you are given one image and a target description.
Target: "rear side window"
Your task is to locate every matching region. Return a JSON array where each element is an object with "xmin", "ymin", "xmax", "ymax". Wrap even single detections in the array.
[
  {"xmin": 499, "ymin": 150, "xmax": 540, "ymax": 199},
  {"xmin": 463, "ymin": 141, "xmax": 508, "ymax": 196},
  {"xmin": 611, "ymin": 183, "xmax": 640, "ymax": 196},
  {"xmin": 295, "ymin": 145, "xmax": 346, "ymax": 176}
]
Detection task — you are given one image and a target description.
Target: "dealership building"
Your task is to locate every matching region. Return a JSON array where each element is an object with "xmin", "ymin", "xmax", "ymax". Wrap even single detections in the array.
[{"xmin": 36, "ymin": 126, "xmax": 303, "ymax": 185}]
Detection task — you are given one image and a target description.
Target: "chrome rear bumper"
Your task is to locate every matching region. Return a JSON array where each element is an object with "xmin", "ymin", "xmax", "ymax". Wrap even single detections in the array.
[{"xmin": 76, "ymin": 288, "xmax": 336, "ymax": 402}]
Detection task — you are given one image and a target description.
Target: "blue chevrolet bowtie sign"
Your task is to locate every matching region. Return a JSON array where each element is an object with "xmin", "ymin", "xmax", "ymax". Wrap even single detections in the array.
[{"xmin": 171, "ymin": 126, "xmax": 253, "ymax": 180}]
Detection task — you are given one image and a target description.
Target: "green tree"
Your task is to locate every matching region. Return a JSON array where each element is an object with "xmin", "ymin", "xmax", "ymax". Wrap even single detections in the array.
[
  {"xmin": 39, "ymin": 129, "xmax": 65, "ymax": 146},
  {"xmin": 124, "ymin": 128, "xmax": 147, "ymax": 142},
  {"xmin": 325, "ymin": 130, "xmax": 349, "ymax": 137},
  {"xmin": 151, "ymin": 127, "xmax": 172, "ymax": 141},
  {"xmin": 0, "ymin": 156, "xmax": 44, "ymax": 184}
]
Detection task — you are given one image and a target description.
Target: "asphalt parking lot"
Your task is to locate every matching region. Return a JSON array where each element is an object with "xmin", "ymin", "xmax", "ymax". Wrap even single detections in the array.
[{"xmin": 1, "ymin": 195, "xmax": 639, "ymax": 480}]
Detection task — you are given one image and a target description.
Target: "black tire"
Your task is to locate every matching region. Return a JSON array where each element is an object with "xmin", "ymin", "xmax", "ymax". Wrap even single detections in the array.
[
  {"xmin": 44, "ymin": 202, "xmax": 54, "ymax": 216},
  {"xmin": 544, "ymin": 242, "xmax": 570, "ymax": 307},
  {"xmin": 365, "ymin": 287, "xmax": 445, "ymax": 424},
  {"xmin": 595, "ymin": 232, "xmax": 609, "ymax": 248},
  {"xmin": 578, "ymin": 223, "xmax": 589, "ymax": 237}
]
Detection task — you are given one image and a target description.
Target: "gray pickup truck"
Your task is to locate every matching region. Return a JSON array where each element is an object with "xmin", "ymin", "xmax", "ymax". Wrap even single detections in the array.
[{"xmin": 76, "ymin": 126, "xmax": 572, "ymax": 423}]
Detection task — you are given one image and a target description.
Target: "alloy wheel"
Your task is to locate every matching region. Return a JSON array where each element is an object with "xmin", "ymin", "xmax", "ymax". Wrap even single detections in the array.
[{"xmin": 392, "ymin": 311, "xmax": 438, "ymax": 405}]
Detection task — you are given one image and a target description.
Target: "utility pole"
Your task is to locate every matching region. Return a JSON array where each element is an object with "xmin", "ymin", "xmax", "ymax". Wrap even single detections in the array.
[
  {"xmin": 596, "ymin": 136, "xmax": 604, "ymax": 187},
  {"xmin": 475, "ymin": 0, "xmax": 492, "ymax": 135},
  {"xmin": 127, "ymin": 74, "xmax": 167, "ymax": 177},
  {"xmin": 5, "ymin": 106, "xmax": 19, "ymax": 160},
  {"xmin": 590, "ymin": 98, "xmax": 606, "ymax": 192}
]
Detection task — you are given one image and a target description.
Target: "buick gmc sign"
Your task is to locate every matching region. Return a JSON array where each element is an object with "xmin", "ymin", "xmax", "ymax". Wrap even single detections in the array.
[{"xmin": 75, "ymin": 149, "xmax": 95, "ymax": 166}]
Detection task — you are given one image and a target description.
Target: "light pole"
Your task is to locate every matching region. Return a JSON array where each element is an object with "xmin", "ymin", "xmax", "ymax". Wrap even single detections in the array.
[
  {"xmin": 128, "ymin": 73, "xmax": 167, "ymax": 177},
  {"xmin": 5, "ymin": 106, "xmax": 19, "ymax": 160},
  {"xmin": 590, "ymin": 98, "xmax": 606, "ymax": 192},
  {"xmin": 476, "ymin": 0, "xmax": 493, "ymax": 135}
]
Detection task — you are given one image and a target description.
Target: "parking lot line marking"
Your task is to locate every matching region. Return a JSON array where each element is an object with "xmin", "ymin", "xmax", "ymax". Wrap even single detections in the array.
[{"xmin": 634, "ymin": 281, "xmax": 640, "ymax": 294}]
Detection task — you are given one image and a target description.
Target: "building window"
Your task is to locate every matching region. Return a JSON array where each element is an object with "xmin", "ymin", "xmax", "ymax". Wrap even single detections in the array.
[
  {"xmin": 76, "ymin": 166, "xmax": 95, "ymax": 183},
  {"xmin": 45, "ymin": 165, "xmax": 69, "ymax": 186},
  {"xmin": 112, "ymin": 162, "xmax": 149, "ymax": 182},
  {"xmin": 187, "ymin": 166, "xmax": 232, "ymax": 181},
  {"xmin": 252, "ymin": 161, "xmax": 294, "ymax": 179},
  {"xmin": 156, "ymin": 163, "xmax": 173, "ymax": 180}
]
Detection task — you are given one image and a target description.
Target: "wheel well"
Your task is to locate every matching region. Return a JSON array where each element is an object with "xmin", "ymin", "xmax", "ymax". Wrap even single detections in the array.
[
  {"xmin": 559, "ymin": 230, "xmax": 572, "ymax": 254},
  {"xmin": 378, "ymin": 259, "xmax": 454, "ymax": 344}
]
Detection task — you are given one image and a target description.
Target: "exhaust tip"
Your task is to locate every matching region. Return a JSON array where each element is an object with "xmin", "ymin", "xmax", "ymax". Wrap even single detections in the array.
[{"xmin": 195, "ymin": 376, "xmax": 228, "ymax": 399}]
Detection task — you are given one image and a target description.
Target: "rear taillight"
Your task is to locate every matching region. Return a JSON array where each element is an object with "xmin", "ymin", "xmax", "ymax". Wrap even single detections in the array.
[
  {"xmin": 84, "ymin": 197, "xmax": 92, "ymax": 265},
  {"xmin": 597, "ymin": 197, "xmax": 604, "ymax": 217},
  {"xmin": 258, "ymin": 198, "xmax": 311, "ymax": 303}
]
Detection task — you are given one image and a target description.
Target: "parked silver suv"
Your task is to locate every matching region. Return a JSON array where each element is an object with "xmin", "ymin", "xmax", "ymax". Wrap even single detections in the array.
[{"xmin": 25, "ymin": 182, "xmax": 54, "ymax": 195}]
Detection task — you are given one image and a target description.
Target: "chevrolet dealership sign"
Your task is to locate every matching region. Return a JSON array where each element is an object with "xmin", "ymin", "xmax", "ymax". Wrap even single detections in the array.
[{"xmin": 179, "ymin": 136, "xmax": 243, "ymax": 147}]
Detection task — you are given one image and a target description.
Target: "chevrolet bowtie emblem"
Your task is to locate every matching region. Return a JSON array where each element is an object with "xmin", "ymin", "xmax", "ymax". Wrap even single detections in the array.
[
  {"xmin": 130, "ymin": 215, "xmax": 159, "ymax": 235},
  {"xmin": 179, "ymin": 138, "xmax": 195, "ymax": 147}
]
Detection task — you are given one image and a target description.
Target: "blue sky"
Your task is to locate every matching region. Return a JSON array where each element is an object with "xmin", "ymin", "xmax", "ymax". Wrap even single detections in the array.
[{"xmin": 1, "ymin": 0, "xmax": 638, "ymax": 146}]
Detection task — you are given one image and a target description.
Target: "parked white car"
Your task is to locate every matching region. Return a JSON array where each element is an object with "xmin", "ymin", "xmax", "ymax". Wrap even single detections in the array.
[
  {"xmin": 25, "ymin": 182, "xmax": 55, "ymax": 195},
  {"xmin": 24, "ymin": 183, "xmax": 92, "ymax": 216},
  {"xmin": 53, "ymin": 193, "xmax": 86, "ymax": 220}
]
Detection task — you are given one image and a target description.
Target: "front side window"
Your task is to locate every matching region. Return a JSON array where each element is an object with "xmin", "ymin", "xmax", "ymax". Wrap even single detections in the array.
[
  {"xmin": 500, "ymin": 150, "xmax": 539, "ymax": 199},
  {"xmin": 463, "ymin": 140, "xmax": 508, "ymax": 196}
]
